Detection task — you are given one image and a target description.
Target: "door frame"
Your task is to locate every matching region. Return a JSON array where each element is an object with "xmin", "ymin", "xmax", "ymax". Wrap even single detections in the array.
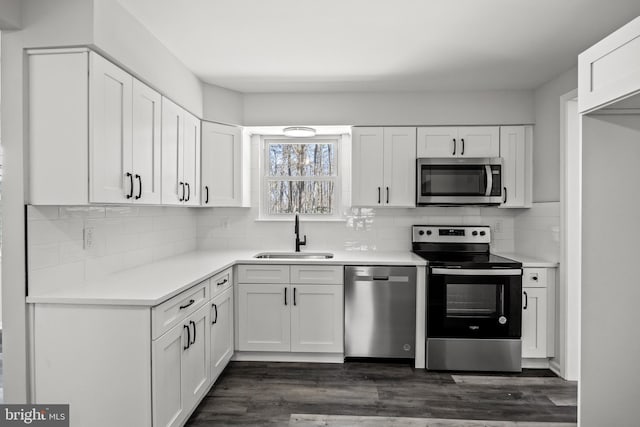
[{"xmin": 558, "ymin": 88, "xmax": 581, "ymax": 381}]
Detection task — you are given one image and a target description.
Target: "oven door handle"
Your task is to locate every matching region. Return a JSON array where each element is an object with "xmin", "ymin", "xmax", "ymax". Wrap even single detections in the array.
[
  {"xmin": 431, "ymin": 268, "xmax": 521, "ymax": 276},
  {"xmin": 484, "ymin": 165, "xmax": 493, "ymax": 196}
]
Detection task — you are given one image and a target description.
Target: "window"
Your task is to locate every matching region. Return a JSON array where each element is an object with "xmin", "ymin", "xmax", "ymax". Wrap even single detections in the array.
[{"xmin": 262, "ymin": 137, "xmax": 340, "ymax": 219}]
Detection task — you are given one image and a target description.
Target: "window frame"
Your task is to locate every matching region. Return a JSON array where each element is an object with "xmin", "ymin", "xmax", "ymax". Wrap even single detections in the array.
[{"xmin": 260, "ymin": 135, "xmax": 342, "ymax": 221}]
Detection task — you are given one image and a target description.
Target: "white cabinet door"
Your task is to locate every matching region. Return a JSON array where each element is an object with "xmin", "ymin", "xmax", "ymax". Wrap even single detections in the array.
[
  {"xmin": 522, "ymin": 287, "xmax": 548, "ymax": 358},
  {"xmin": 152, "ymin": 321, "xmax": 186, "ymax": 427},
  {"xmin": 131, "ymin": 79, "xmax": 162, "ymax": 204},
  {"xmin": 237, "ymin": 283, "xmax": 290, "ymax": 352},
  {"xmin": 290, "ymin": 284, "xmax": 343, "ymax": 353},
  {"xmin": 383, "ymin": 127, "xmax": 416, "ymax": 207},
  {"xmin": 352, "ymin": 127, "xmax": 384, "ymax": 206},
  {"xmin": 161, "ymin": 97, "xmax": 184, "ymax": 205},
  {"xmin": 182, "ymin": 111, "xmax": 201, "ymax": 206},
  {"xmin": 458, "ymin": 126, "xmax": 500, "ymax": 157},
  {"xmin": 89, "ymin": 52, "xmax": 133, "ymax": 203},
  {"xmin": 210, "ymin": 287, "xmax": 234, "ymax": 384},
  {"xmin": 578, "ymin": 16, "xmax": 640, "ymax": 113},
  {"xmin": 499, "ymin": 126, "xmax": 532, "ymax": 208},
  {"xmin": 182, "ymin": 304, "xmax": 210, "ymax": 414},
  {"xmin": 201, "ymin": 122, "xmax": 243, "ymax": 206},
  {"xmin": 416, "ymin": 127, "xmax": 458, "ymax": 157}
]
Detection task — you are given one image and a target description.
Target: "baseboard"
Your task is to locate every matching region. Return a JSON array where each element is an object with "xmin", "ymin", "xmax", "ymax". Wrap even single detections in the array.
[
  {"xmin": 233, "ymin": 351, "xmax": 344, "ymax": 364},
  {"xmin": 521, "ymin": 358, "xmax": 550, "ymax": 369},
  {"xmin": 549, "ymin": 359, "xmax": 563, "ymax": 377}
]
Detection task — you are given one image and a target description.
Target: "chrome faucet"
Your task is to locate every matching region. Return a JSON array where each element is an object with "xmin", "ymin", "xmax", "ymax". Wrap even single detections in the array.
[{"xmin": 294, "ymin": 213, "xmax": 307, "ymax": 252}]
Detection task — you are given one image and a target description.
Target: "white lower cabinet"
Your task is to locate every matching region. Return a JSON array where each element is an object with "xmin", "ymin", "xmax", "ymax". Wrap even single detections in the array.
[
  {"xmin": 236, "ymin": 265, "xmax": 344, "ymax": 354},
  {"xmin": 210, "ymin": 287, "xmax": 235, "ymax": 383},
  {"xmin": 290, "ymin": 284, "xmax": 343, "ymax": 353},
  {"xmin": 521, "ymin": 287, "xmax": 548, "ymax": 358},
  {"xmin": 33, "ymin": 273, "xmax": 234, "ymax": 427},
  {"xmin": 521, "ymin": 267, "xmax": 556, "ymax": 359},
  {"xmin": 237, "ymin": 283, "xmax": 291, "ymax": 352}
]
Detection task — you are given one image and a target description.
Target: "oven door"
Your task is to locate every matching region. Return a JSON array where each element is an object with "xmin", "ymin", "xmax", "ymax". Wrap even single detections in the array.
[
  {"xmin": 427, "ymin": 268, "xmax": 522, "ymax": 339},
  {"xmin": 416, "ymin": 158, "xmax": 503, "ymax": 205}
]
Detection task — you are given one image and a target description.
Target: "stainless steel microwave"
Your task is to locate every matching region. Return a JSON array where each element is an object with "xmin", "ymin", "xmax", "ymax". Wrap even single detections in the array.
[{"xmin": 416, "ymin": 158, "xmax": 503, "ymax": 206}]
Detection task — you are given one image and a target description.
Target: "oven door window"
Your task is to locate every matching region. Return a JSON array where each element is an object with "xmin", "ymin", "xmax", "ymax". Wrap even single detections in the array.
[
  {"xmin": 428, "ymin": 273, "xmax": 521, "ymax": 339},
  {"xmin": 446, "ymin": 283, "xmax": 502, "ymax": 319},
  {"xmin": 421, "ymin": 165, "xmax": 488, "ymax": 196}
]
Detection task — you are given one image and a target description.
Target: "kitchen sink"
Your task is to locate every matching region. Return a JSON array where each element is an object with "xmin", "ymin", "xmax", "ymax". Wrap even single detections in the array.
[{"xmin": 253, "ymin": 252, "xmax": 334, "ymax": 259}]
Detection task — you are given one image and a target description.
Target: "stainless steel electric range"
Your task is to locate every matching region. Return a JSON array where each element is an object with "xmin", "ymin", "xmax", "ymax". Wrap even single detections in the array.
[{"xmin": 412, "ymin": 225, "xmax": 523, "ymax": 372}]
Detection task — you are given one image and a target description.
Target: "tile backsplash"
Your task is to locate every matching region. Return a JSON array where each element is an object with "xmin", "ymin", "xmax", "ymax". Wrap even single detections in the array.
[
  {"xmin": 196, "ymin": 206, "xmax": 516, "ymax": 253},
  {"xmin": 513, "ymin": 201, "xmax": 560, "ymax": 261},
  {"xmin": 27, "ymin": 206, "xmax": 197, "ymax": 295}
]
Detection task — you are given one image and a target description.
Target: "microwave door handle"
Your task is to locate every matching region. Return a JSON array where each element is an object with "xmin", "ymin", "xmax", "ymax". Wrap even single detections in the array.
[
  {"xmin": 485, "ymin": 165, "xmax": 493, "ymax": 196},
  {"xmin": 499, "ymin": 286, "xmax": 505, "ymax": 317}
]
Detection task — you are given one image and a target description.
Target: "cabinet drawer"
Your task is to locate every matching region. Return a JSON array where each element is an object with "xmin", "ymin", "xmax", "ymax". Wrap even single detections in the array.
[
  {"xmin": 152, "ymin": 280, "xmax": 209, "ymax": 339},
  {"xmin": 237, "ymin": 265, "xmax": 289, "ymax": 283},
  {"xmin": 210, "ymin": 267, "xmax": 233, "ymax": 297},
  {"xmin": 291, "ymin": 265, "xmax": 344, "ymax": 285},
  {"xmin": 522, "ymin": 268, "xmax": 547, "ymax": 288}
]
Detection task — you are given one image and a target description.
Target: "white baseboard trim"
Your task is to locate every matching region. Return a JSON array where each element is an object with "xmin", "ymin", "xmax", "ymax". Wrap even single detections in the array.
[
  {"xmin": 232, "ymin": 351, "xmax": 344, "ymax": 364},
  {"xmin": 549, "ymin": 359, "xmax": 563, "ymax": 377},
  {"xmin": 522, "ymin": 358, "xmax": 550, "ymax": 369}
]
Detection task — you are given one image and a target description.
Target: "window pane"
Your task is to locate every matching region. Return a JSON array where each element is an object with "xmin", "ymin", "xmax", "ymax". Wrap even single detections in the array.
[
  {"xmin": 267, "ymin": 180, "xmax": 335, "ymax": 214},
  {"xmin": 268, "ymin": 143, "xmax": 336, "ymax": 177}
]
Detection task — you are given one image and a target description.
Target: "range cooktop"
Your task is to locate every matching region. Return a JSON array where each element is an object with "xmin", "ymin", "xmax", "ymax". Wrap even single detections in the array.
[{"xmin": 411, "ymin": 225, "xmax": 521, "ymax": 269}]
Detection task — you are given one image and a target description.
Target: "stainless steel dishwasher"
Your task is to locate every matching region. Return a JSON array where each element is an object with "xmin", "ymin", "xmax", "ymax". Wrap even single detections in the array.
[{"xmin": 344, "ymin": 266, "xmax": 417, "ymax": 358}]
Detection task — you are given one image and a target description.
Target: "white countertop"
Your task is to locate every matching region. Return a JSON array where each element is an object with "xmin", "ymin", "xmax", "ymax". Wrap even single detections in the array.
[
  {"xmin": 496, "ymin": 252, "xmax": 559, "ymax": 268},
  {"xmin": 26, "ymin": 249, "xmax": 426, "ymax": 306}
]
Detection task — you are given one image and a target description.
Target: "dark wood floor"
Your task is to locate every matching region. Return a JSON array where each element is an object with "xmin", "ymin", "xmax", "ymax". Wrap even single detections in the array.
[{"xmin": 186, "ymin": 361, "xmax": 577, "ymax": 426}]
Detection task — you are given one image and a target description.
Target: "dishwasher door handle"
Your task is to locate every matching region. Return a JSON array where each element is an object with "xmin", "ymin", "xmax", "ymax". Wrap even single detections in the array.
[{"xmin": 372, "ymin": 276, "xmax": 389, "ymax": 281}]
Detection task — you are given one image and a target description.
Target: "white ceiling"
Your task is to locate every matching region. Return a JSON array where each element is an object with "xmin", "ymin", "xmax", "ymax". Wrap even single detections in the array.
[{"xmin": 117, "ymin": 0, "xmax": 640, "ymax": 93}]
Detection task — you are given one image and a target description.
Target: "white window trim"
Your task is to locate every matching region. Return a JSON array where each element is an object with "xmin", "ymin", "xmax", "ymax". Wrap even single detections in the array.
[{"xmin": 259, "ymin": 135, "xmax": 343, "ymax": 221}]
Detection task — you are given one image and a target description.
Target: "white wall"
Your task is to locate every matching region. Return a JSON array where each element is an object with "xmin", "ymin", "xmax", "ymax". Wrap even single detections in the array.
[
  {"xmin": 27, "ymin": 206, "xmax": 197, "ymax": 296},
  {"xmin": 0, "ymin": 0, "xmax": 22, "ymax": 29},
  {"xmin": 203, "ymin": 83, "xmax": 244, "ymax": 125},
  {"xmin": 242, "ymin": 90, "xmax": 534, "ymax": 126},
  {"xmin": 533, "ymin": 66, "xmax": 578, "ymax": 202},
  {"xmin": 581, "ymin": 112, "xmax": 640, "ymax": 426},
  {"xmin": 92, "ymin": 0, "xmax": 203, "ymax": 116}
]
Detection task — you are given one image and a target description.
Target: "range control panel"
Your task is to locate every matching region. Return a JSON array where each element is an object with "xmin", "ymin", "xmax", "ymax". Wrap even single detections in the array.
[{"xmin": 412, "ymin": 225, "xmax": 491, "ymax": 244}]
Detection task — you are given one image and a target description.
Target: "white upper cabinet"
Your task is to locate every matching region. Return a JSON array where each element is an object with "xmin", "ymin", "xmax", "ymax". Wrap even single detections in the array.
[
  {"xmin": 499, "ymin": 126, "xmax": 532, "ymax": 209},
  {"xmin": 89, "ymin": 53, "xmax": 134, "ymax": 203},
  {"xmin": 161, "ymin": 98, "xmax": 201, "ymax": 205},
  {"xmin": 182, "ymin": 111, "xmax": 201, "ymax": 207},
  {"xmin": 352, "ymin": 127, "xmax": 384, "ymax": 206},
  {"xmin": 416, "ymin": 127, "xmax": 458, "ymax": 157},
  {"xmin": 579, "ymin": 16, "xmax": 640, "ymax": 113},
  {"xmin": 417, "ymin": 126, "xmax": 499, "ymax": 158},
  {"xmin": 29, "ymin": 49, "xmax": 162, "ymax": 205},
  {"xmin": 201, "ymin": 122, "xmax": 248, "ymax": 207},
  {"xmin": 352, "ymin": 127, "xmax": 416, "ymax": 207},
  {"xmin": 131, "ymin": 80, "xmax": 162, "ymax": 204},
  {"xmin": 383, "ymin": 127, "xmax": 417, "ymax": 207}
]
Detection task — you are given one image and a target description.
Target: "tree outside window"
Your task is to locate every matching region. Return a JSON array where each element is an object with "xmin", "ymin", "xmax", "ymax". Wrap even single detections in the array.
[{"xmin": 262, "ymin": 138, "xmax": 340, "ymax": 218}]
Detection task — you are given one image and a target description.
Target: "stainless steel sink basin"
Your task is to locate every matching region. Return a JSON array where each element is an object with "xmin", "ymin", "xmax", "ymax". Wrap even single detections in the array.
[{"xmin": 253, "ymin": 252, "xmax": 334, "ymax": 259}]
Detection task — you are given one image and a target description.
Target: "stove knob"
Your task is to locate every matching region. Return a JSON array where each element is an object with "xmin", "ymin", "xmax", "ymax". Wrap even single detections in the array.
[
  {"xmin": 480, "ymin": 231, "xmax": 486, "ymax": 236},
  {"xmin": 426, "ymin": 230, "xmax": 432, "ymax": 236},
  {"xmin": 472, "ymin": 231, "xmax": 478, "ymax": 236},
  {"xmin": 418, "ymin": 230, "xmax": 425, "ymax": 236}
]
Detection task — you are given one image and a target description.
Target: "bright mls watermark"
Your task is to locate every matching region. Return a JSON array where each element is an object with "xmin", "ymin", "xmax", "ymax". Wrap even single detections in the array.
[{"xmin": 0, "ymin": 405, "xmax": 69, "ymax": 426}]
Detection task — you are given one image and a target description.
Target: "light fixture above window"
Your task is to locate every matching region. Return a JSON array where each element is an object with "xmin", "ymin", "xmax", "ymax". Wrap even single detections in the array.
[{"xmin": 283, "ymin": 126, "xmax": 316, "ymax": 138}]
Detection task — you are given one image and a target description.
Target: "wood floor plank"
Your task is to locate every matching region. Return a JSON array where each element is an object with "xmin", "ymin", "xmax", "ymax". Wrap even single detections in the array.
[{"xmin": 185, "ymin": 361, "xmax": 577, "ymax": 426}]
